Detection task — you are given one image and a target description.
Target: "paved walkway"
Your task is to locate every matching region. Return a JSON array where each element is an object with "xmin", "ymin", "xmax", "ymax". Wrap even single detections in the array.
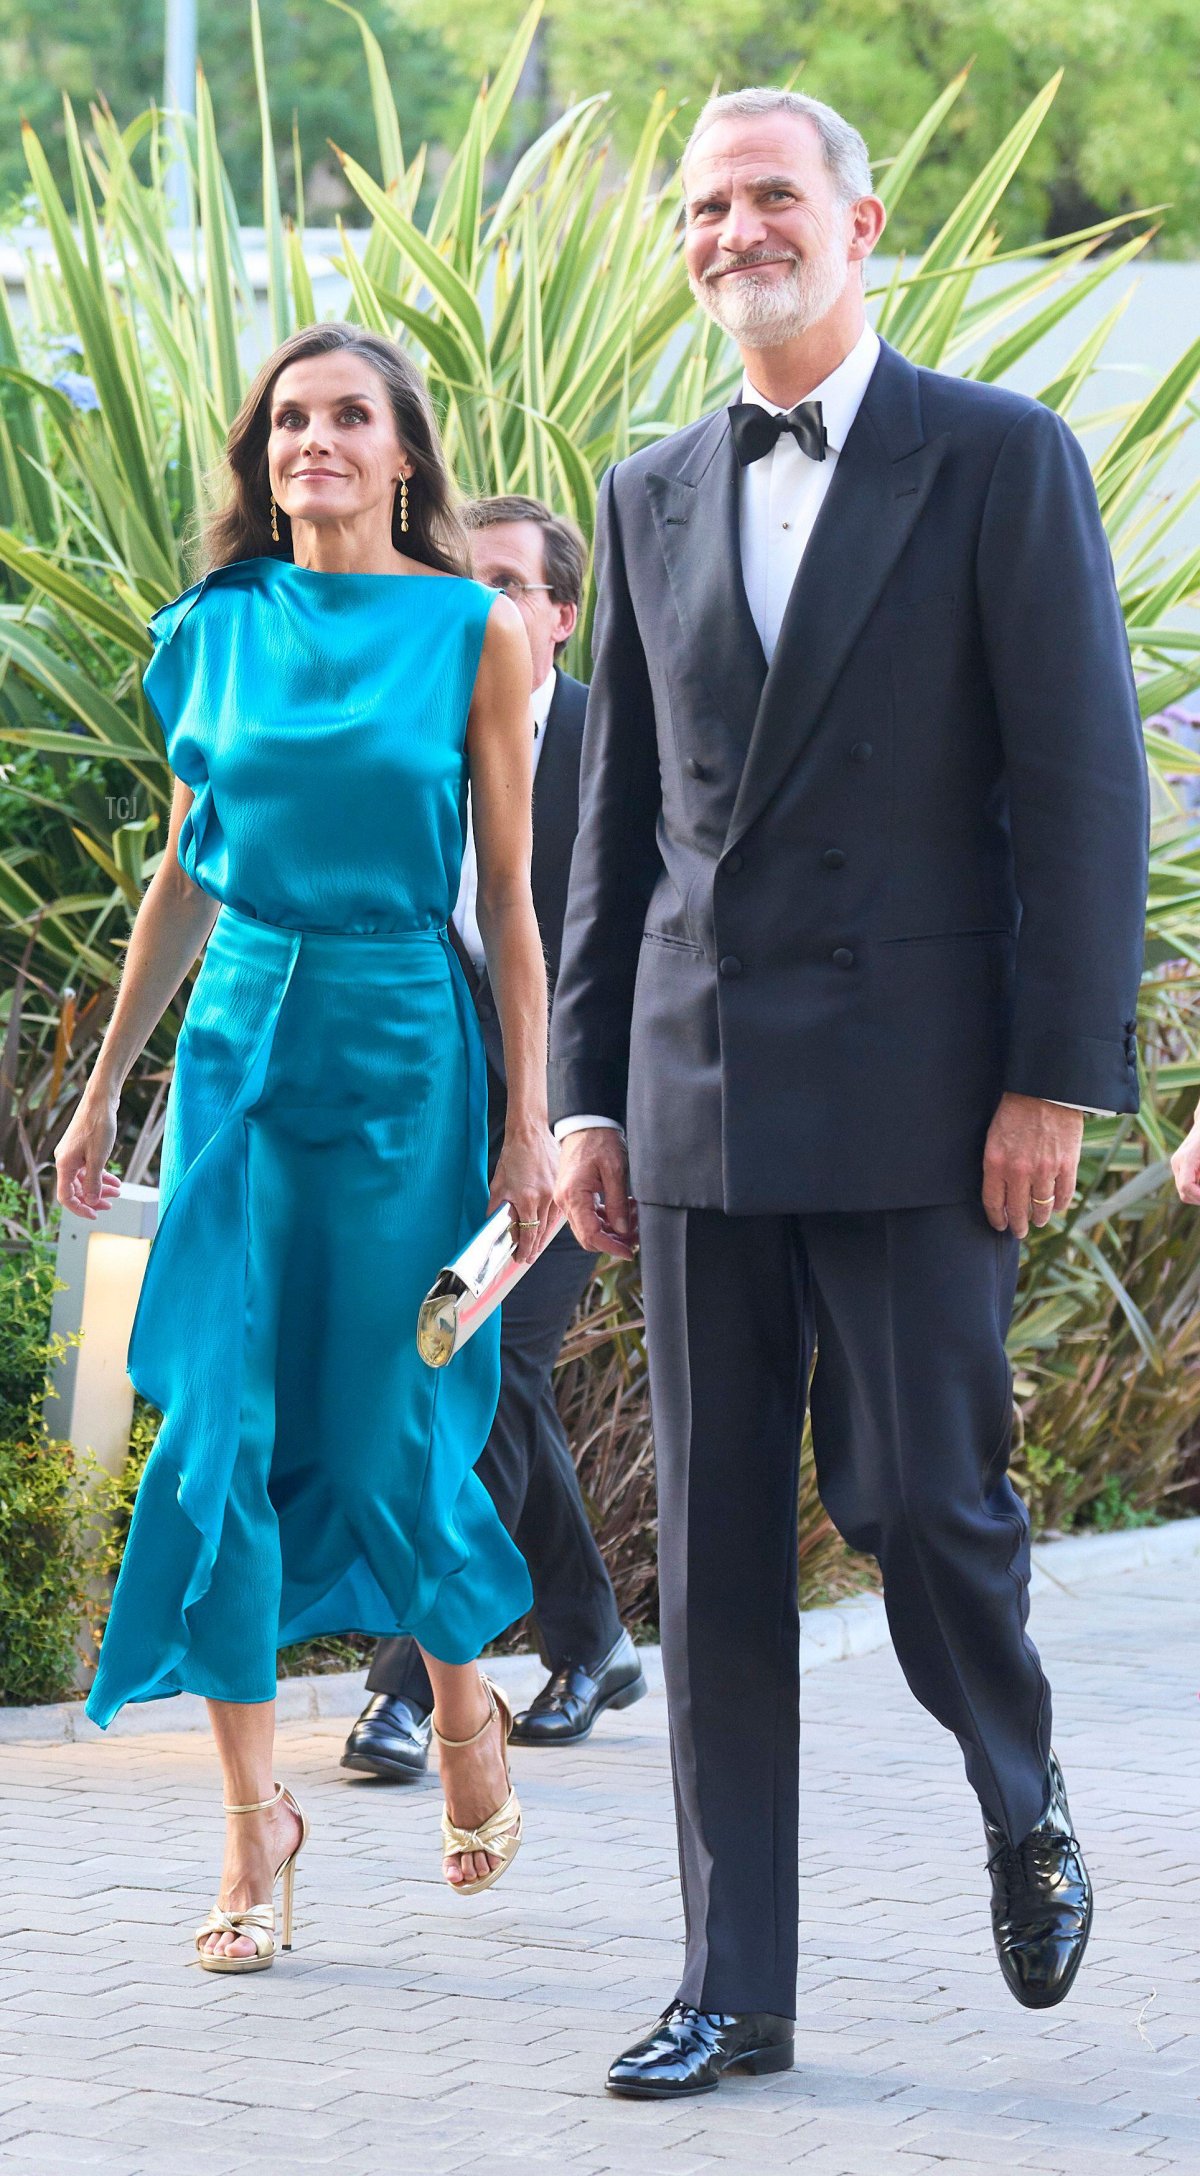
[{"xmin": 0, "ymin": 1559, "xmax": 1196, "ymax": 2175}]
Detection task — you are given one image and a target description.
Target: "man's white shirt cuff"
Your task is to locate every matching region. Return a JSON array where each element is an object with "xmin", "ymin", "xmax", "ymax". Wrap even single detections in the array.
[{"xmin": 553, "ymin": 1114, "xmax": 625, "ymax": 1140}]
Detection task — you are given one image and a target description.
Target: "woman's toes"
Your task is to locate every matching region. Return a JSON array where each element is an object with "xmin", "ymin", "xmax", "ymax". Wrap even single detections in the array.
[{"xmin": 201, "ymin": 1928, "xmax": 256, "ymax": 1957}]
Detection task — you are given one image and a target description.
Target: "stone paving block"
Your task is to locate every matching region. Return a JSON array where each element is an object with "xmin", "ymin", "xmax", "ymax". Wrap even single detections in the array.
[
  {"xmin": 1015, "ymin": 2153, "xmax": 1175, "ymax": 2175},
  {"xmin": 0, "ymin": 2130, "xmax": 136, "ymax": 2170}
]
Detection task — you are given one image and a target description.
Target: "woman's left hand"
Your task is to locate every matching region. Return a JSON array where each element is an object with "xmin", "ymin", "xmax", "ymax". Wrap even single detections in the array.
[
  {"xmin": 1171, "ymin": 1113, "xmax": 1200, "ymax": 1205},
  {"xmin": 490, "ymin": 1122, "xmax": 560, "ymax": 1267}
]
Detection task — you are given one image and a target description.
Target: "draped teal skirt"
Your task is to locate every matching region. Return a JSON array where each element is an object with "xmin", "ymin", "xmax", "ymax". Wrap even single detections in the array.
[{"xmin": 85, "ymin": 901, "xmax": 534, "ymax": 1728}]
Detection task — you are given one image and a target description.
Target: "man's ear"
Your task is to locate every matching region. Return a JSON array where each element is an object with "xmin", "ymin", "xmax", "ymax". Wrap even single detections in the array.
[{"xmin": 849, "ymin": 193, "xmax": 887, "ymax": 265}]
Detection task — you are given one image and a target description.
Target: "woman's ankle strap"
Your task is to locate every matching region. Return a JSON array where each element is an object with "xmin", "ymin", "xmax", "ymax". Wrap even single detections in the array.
[
  {"xmin": 224, "ymin": 1781, "xmax": 285, "ymax": 1815},
  {"xmin": 431, "ymin": 1675, "xmax": 498, "ymax": 1749}
]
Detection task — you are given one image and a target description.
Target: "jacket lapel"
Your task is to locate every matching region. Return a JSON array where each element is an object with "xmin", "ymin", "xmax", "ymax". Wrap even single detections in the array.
[
  {"xmin": 529, "ymin": 677, "xmax": 568, "ymax": 928},
  {"xmin": 645, "ymin": 411, "xmax": 767, "ymax": 755},
  {"xmin": 724, "ymin": 340, "xmax": 948, "ymax": 851},
  {"xmin": 477, "ymin": 675, "xmax": 579, "ymax": 1015}
]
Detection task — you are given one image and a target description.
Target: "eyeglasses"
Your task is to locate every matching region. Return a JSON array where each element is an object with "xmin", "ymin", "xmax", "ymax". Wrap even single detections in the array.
[{"xmin": 492, "ymin": 579, "xmax": 555, "ymax": 601}]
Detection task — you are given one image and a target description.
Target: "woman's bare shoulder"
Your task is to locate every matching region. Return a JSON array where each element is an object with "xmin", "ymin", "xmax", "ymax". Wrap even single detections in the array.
[{"xmin": 477, "ymin": 586, "xmax": 527, "ymax": 657}]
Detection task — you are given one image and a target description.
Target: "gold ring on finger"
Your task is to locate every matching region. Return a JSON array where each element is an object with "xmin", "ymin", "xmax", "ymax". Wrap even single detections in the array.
[{"xmin": 1031, "ymin": 1194, "xmax": 1055, "ymax": 1208}]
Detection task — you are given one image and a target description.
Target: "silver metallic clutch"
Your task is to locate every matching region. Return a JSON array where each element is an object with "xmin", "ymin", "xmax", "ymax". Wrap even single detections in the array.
[{"xmin": 416, "ymin": 1199, "xmax": 566, "ymax": 1367}]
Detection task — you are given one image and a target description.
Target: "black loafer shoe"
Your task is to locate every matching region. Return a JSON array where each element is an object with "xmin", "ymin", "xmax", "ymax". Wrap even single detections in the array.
[
  {"xmin": 984, "ymin": 1749, "xmax": 1093, "ymax": 2008},
  {"xmin": 509, "ymin": 1627, "xmax": 647, "ymax": 1747},
  {"xmin": 606, "ymin": 2002, "xmax": 794, "ymax": 2099},
  {"xmin": 340, "ymin": 1693, "xmax": 432, "ymax": 1782}
]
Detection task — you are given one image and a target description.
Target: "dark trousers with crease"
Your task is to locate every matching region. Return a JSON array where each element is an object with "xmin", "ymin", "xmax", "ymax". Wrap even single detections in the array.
[
  {"xmin": 639, "ymin": 1197, "xmax": 1052, "ymax": 2021},
  {"xmin": 367, "ymin": 1222, "xmax": 619, "ymax": 1712}
]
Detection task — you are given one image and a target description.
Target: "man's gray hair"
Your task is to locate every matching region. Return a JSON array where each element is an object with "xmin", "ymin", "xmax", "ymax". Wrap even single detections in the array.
[{"xmin": 680, "ymin": 88, "xmax": 873, "ymax": 206}]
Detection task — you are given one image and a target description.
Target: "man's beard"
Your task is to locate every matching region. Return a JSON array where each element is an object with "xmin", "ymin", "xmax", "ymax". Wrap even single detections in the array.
[{"xmin": 689, "ymin": 242, "xmax": 849, "ymax": 346}]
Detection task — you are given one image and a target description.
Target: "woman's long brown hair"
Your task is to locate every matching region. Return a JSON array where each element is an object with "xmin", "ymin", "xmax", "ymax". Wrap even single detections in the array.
[{"xmin": 192, "ymin": 322, "xmax": 472, "ymax": 580}]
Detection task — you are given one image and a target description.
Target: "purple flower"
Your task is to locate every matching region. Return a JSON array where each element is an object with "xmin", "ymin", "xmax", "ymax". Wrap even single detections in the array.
[{"xmin": 51, "ymin": 370, "xmax": 100, "ymax": 413}]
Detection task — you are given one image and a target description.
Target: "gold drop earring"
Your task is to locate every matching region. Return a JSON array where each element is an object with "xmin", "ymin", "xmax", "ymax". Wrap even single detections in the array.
[
  {"xmin": 399, "ymin": 474, "xmax": 409, "ymax": 533},
  {"xmin": 270, "ymin": 492, "xmax": 279, "ymax": 543}
]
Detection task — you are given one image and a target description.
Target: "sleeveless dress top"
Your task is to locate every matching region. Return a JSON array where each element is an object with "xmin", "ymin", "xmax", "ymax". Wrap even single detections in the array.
[{"xmin": 85, "ymin": 554, "xmax": 534, "ymax": 1729}]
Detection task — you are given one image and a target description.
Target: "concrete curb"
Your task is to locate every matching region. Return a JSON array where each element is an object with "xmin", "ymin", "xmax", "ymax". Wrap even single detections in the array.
[
  {"xmin": 795, "ymin": 1514, "xmax": 1200, "ymax": 1674},
  {"xmin": 2, "ymin": 1516, "xmax": 1197, "ymax": 1746}
]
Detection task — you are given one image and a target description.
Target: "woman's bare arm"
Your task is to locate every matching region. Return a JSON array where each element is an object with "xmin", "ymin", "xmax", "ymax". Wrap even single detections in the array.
[
  {"xmin": 466, "ymin": 592, "xmax": 557, "ymax": 1263},
  {"xmin": 54, "ymin": 775, "xmax": 220, "ymax": 1218}
]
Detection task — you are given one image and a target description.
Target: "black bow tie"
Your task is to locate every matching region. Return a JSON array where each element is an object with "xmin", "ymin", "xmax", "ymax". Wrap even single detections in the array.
[{"xmin": 728, "ymin": 398, "xmax": 828, "ymax": 466}]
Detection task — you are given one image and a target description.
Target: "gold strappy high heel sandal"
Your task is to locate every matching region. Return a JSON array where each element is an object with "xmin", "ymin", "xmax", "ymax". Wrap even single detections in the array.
[
  {"xmin": 433, "ymin": 1674, "xmax": 523, "ymax": 1897},
  {"xmin": 193, "ymin": 1781, "xmax": 309, "ymax": 1973}
]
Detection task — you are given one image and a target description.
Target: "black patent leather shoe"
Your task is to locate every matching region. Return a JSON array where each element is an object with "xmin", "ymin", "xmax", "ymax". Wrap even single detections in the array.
[
  {"xmin": 340, "ymin": 1693, "xmax": 431, "ymax": 1782},
  {"xmin": 509, "ymin": 1627, "xmax": 647, "ymax": 1747},
  {"xmin": 606, "ymin": 2002, "xmax": 794, "ymax": 2099},
  {"xmin": 984, "ymin": 1750, "xmax": 1093, "ymax": 2008}
]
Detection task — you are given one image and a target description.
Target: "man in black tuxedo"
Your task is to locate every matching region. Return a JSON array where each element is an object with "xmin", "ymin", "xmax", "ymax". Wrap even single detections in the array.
[
  {"xmin": 551, "ymin": 89, "xmax": 1149, "ymax": 2097},
  {"xmin": 343, "ymin": 496, "xmax": 644, "ymax": 1783}
]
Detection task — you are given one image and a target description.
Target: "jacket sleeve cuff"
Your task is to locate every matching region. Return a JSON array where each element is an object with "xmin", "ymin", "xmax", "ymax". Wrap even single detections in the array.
[
  {"xmin": 1004, "ymin": 1025, "xmax": 1139, "ymax": 1114},
  {"xmin": 548, "ymin": 1061, "xmax": 628, "ymax": 1133}
]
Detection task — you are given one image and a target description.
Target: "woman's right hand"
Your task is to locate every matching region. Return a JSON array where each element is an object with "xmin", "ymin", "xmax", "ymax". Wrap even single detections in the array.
[
  {"xmin": 55, "ymin": 1090, "xmax": 123, "ymax": 1221},
  {"xmin": 1171, "ymin": 1112, "xmax": 1200, "ymax": 1205}
]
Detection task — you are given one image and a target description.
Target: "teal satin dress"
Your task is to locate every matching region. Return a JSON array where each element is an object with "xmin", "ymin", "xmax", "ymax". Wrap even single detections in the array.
[{"xmin": 85, "ymin": 555, "xmax": 534, "ymax": 1730}]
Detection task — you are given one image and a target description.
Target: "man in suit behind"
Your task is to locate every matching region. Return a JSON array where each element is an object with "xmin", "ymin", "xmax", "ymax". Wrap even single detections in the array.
[
  {"xmin": 343, "ymin": 495, "xmax": 645, "ymax": 1781},
  {"xmin": 551, "ymin": 89, "xmax": 1149, "ymax": 2095}
]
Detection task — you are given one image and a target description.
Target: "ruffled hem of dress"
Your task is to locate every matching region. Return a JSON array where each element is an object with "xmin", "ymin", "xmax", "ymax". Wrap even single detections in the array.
[{"xmin": 84, "ymin": 921, "xmax": 304, "ymax": 1732}]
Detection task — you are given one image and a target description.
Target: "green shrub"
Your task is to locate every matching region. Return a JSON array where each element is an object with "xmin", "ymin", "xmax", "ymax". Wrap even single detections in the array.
[{"xmin": 0, "ymin": 1177, "xmax": 94, "ymax": 1703}]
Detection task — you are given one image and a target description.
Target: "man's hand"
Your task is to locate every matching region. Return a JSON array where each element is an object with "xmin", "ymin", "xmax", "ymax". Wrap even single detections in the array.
[
  {"xmin": 982, "ymin": 1092, "xmax": 1083, "ymax": 1237},
  {"xmin": 1170, "ymin": 1112, "xmax": 1200, "ymax": 1205},
  {"xmin": 555, "ymin": 1127, "xmax": 638, "ymax": 1259}
]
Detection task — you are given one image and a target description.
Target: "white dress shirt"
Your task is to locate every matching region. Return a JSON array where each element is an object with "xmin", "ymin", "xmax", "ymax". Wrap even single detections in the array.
[
  {"xmin": 453, "ymin": 663, "xmax": 556, "ymax": 977},
  {"xmin": 555, "ymin": 321, "xmax": 1099, "ymax": 1138},
  {"xmin": 737, "ymin": 322, "xmax": 880, "ymax": 664}
]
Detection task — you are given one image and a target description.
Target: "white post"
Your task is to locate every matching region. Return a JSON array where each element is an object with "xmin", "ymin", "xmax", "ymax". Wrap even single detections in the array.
[
  {"xmin": 163, "ymin": 0, "xmax": 197, "ymax": 236},
  {"xmin": 43, "ymin": 1184, "xmax": 161, "ymax": 1688},
  {"xmin": 43, "ymin": 1182, "xmax": 159, "ymax": 1476}
]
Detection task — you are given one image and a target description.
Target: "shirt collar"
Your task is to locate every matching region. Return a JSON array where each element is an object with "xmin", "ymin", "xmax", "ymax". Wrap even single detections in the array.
[
  {"xmin": 738, "ymin": 323, "xmax": 881, "ymax": 454},
  {"xmin": 531, "ymin": 664, "xmax": 556, "ymax": 736}
]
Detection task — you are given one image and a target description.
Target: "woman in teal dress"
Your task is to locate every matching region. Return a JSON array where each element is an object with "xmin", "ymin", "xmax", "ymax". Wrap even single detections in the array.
[{"xmin": 53, "ymin": 322, "xmax": 558, "ymax": 1969}]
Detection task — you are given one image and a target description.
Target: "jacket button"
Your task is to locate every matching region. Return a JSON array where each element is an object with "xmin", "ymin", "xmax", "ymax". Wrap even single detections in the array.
[
  {"xmin": 724, "ymin": 851, "xmax": 744, "ymax": 875},
  {"xmin": 849, "ymin": 741, "xmax": 873, "ymax": 763},
  {"xmin": 478, "ymin": 999, "xmax": 495, "ymax": 1019},
  {"xmin": 831, "ymin": 947, "xmax": 855, "ymax": 969},
  {"xmin": 719, "ymin": 955, "xmax": 743, "ymax": 978},
  {"xmin": 684, "ymin": 755, "xmax": 707, "ymax": 779},
  {"xmin": 821, "ymin": 847, "xmax": 846, "ymax": 870}
]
